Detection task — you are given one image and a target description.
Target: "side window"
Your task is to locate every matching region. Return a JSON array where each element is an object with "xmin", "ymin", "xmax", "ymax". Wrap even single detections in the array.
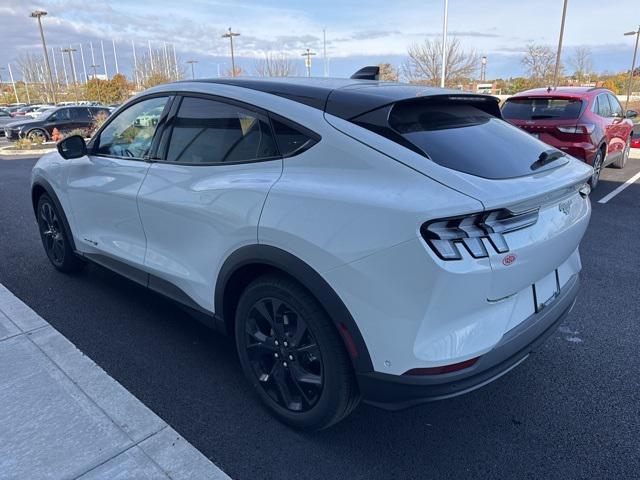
[
  {"xmin": 166, "ymin": 97, "xmax": 278, "ymax": 164},
  {"xmin": 71, "ymin": 108, "xmax": 91, "ymax": 120},
  {"xmin": 596, "ymin": 94, "xmax": 611, "ymax": 117},
  {"xmin": 271, "ymin": 117, "xmax": 319, "ymax": 157},
  {"xmin": 607, "ymin": 94, "xmax": 623, "ymax": 117},
  {"xmin": 51, "ymin": 108, "xmax": 71, "ymax": 122},
  {"xmin": 96, "ymin": 96, "xmax": 169, "ymax": 159}
]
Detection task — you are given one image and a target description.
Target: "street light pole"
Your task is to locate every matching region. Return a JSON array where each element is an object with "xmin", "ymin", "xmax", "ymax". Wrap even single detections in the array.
[
  {"xmin": 552, "ymin": 0, "xmax": 569, "ymax": 88},
  {"xmin": 623, "ymin": 26, "xmax": 640, "ymax": 110},
  {"xmin": 222, "ymin": 28, "xmax": 240, "ymax": 76},
  {"xmin": 30, "ymin": 10, "xmax": 56, "ymax": 103},
  {"xmin": 89, "ymin": 64, "xmax": 102, "ymax": 103},
  {"xmin": 301, "ymin": 48, "xmax": 316, "ymax": 77},
  {"xmin": 440, "ymin": 0, "xmax": 449, "ymax": 88},
  {"xmin": 481, "ymin": 56, "xmax": 487, "ymax": 82},
  {"xmin": 186, "ymin": 60, "xmax": 198, "ymax": 80},
  {"xmin": 62, "ymin": 47, "xmax": 79, "ymax": 103}
]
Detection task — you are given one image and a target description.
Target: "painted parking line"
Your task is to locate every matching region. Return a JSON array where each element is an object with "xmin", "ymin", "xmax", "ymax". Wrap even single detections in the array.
[
  {"xmin": 0, "ymin": 282, "xmax": 229, "ymax": 480},
  {"xmin": 598, "ymin": 170, "xmax": 640, "ymax": 204}
]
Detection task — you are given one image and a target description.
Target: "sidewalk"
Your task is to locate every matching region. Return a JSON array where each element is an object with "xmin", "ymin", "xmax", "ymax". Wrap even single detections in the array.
[{"xmin": 0, "ymin": 283, "xmax": 229, "ymax": 480}]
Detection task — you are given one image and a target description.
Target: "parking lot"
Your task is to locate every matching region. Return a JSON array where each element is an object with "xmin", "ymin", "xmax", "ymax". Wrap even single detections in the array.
[{"xmin": 0, "ymin": 151, "xmax": 639, "ymax": 479}]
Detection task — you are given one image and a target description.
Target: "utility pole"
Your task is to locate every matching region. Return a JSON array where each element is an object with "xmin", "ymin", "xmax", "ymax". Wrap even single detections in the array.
[
  {"xmin": 112, "ymin": 39, "xmax": 119, "ymax": 75},
  {"xmin": 323, "ymin": 28, "xmax": 328, "ymax": 77},
  {"xmin": 480, "ymin": 56, "xmax": 487, "ymax": 82},
  {"xmin": 623, "ymin": 26, "xmax": 640, "ymax": 110},
  {"xmin": 8, "ymin": 64, "xmax": 19, "ymax": 103},
  {"xmin": 60, "ymin": 47, "xmax": 69, "ymax": 86},
  {"xmin": 89, "ymin": 64, "xmax": 102, "ymax": 103},
  {"xmin": 440, "ymin": 0, "xmax": 449, "ymax": 88},
  {"xmin": 132, "ymin": 40, "xmax": 139, "ymax": 87},
  {"xmin": 101, "ymin": 41, "xmax": 108, "ymax": 79},
  {"xmin": 186, "ymin": 60, "xmax": 198, "ymax": 80},
  {"xmin": 62, "ymin": 47, "xmax": 79, "ymax": 103},
  {"xmin": 301, "ymin": 48, "xmax": 316, "ymax": 77},
  {"xmin": 222, "ymin": 28, "xmax": 240, "ymax": 76},
  {"xmin": 79, "ymin": 43, "xmax": 88, "ymax": 82},
  {"xmin": 552, "ymin": 0, "xmax": 569, "ymax": 88},
  {"xmin": 30, "ymin": 10, "xmax": 56, "ymax": 103}
]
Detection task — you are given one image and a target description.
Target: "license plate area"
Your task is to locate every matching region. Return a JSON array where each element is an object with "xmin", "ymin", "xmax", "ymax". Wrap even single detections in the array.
[{"xmin": 533, "ymin": 270, "xmax": 560, "ymax": 312}]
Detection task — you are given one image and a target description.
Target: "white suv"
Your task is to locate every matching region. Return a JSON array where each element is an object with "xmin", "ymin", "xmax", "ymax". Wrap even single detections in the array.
[{"xmin": 31, "ymin": 73, "xmax": 592, "ymax": 430}]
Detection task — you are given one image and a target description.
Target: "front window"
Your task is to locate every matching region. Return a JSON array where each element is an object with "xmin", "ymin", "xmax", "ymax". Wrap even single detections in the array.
[
  {"xmin": 96, "ymin": 96, "xmax": 169, "ymax": 159},
  {"xmin": 502, "ymin": 97, "xmax": 583, "ymax": 120}
]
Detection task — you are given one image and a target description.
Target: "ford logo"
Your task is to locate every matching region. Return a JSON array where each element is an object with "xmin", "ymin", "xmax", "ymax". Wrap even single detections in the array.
[{"xmin": 502, "ymin": 254, "xmax": 517, "ymax": 266}]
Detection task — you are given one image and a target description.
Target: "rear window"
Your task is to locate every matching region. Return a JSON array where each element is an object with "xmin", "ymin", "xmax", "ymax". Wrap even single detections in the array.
[
  {"xmin": 502, "ymin": 97, "xmax": 583, "ymax": 120},
  {"xmin": 387, "ymin": 102, "xmax": 568, "ymax": 179}
]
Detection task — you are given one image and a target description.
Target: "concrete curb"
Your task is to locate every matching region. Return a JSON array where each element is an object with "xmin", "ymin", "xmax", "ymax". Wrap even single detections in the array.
[
  {"xmin": 0, "ymin": 283, "xmax": 230, "ymax": 480},
  {"xmin": 0, "ymin": 144, "xmax": 56, "ymax": 156}
]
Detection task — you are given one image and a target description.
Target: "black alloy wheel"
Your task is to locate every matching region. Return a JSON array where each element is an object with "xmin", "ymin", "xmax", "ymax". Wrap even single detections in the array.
[
  {"xmin": 38, "ymin": 198, "xmax": 66, "ymax": 267},
  {"xmin": 244, "ymin": 296, "xmax": 323, "ymax": 412},
  {"xmin": 590, "ymin": 149, "xmax": 604, "ymax": 188}
]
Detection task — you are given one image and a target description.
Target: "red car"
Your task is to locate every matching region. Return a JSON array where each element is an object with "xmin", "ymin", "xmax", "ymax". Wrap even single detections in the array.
[{"xmin": 502, "ymin": 87, "xmax": 637, "ymax": 187}]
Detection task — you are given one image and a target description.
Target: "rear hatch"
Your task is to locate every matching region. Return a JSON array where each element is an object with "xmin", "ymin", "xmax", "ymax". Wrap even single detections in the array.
[
  {"xmin": 325, "ymin": 92, "xmax": 592, "ymax": 299},
  {"xmin": 501, "ymin": 95, "xmax": 585, "ymax": 145}
]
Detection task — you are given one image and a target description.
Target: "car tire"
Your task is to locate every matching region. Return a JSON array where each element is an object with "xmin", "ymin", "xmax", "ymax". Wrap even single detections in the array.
[
  {"xmin": 235, "ymin": 273, "xmax": 360, "ymax": 430},
  {"xmin": 589, "ymin": 149, "xmax": 604, "ymax": 188},
  {"xmin": 36, "ymin": 194, "xmax": 86, "ymax": 273},
  {"xmin": 26, "ymin": 128, "xmax": 48, "ymax": 142},
  {"xmin": 612, "ymin": 138, "xmax": 630, "ymax": 169}
]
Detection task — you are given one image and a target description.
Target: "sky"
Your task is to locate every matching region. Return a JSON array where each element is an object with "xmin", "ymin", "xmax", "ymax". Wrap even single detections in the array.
[{"xmin": 0, "ymin": 0, "xmax": 638, "ymax": 81}]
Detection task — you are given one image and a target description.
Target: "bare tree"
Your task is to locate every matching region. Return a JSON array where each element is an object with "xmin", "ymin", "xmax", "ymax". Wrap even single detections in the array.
[
  {"xmin": 16, "ymin": 52, "xmax": 56, "ymax": 102},
  {"xmin": 403, "ymin": 37, "xmax": 479, "ymax": 86},
  {"xmin": 134, "ymin": 48, "xmax": 184, "ymax": 88},
  {"xmin": 254, "ymin": 52, "xmax": 299, "ymax": 77},
  {"xmin": 378, "ymin": 63, "xmax": 399, "ymax": 81},
  {"xmin": 569, "ymin": 46, "xmax": 593, "ymax": 81},
  {"xmin": 521, "ymin": 44, "xmax": 558, "ymax": 85}
]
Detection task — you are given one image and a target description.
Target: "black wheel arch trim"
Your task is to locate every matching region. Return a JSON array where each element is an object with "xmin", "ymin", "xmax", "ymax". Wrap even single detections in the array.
[
  {"xmin": 215, "ymin": 244, "xmax": 374, "ymax": 374},
  {"xmin": 31, "ymin": 177, "xmax": 77, "ymax": 251}
]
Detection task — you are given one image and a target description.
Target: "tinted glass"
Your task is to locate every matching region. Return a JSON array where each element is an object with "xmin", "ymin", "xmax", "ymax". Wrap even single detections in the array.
[
  {"xmin": 70, "ymin": 108, "xmax": 90, "ymax": 120},
  {"xmin": 389, "ymin": 102, "xmax": 568, "ymax": 179},
  {"xmin": 596, "ymin": 95, "xmax": 612, "ymax": 117},
  {"xmin": 502, "ymin": 97, "xmax": 583, "ymax": 120},
  {"xmin": 271, "ymin": 119, "xmax": 316, "ymax": 156},
  {"xmin": 51, "ymin": 109, "xmax": 71, "ymax": 121},
  {"xmin": 607, "ymin": 94, "xmax": 623, "ymax": 117},
  {"xmin": 166, "ymin": 97, "xmax": 278, "ymax": 164},
  {"xmin": 96, "ymin": 96, "xmax": 168, "ymax": 158}
]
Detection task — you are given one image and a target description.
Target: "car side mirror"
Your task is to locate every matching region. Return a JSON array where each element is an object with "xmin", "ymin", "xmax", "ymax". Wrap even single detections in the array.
[
  {"xmin": 57, "ymin": 135, "xmax": 87, "ymax": 159},
  {"xmin": 626, "ymin": 110, "xmax": 638, "ymax": 119}
]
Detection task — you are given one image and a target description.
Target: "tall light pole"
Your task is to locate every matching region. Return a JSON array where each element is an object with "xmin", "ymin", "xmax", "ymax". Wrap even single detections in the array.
[
  {"xmin": 440, "ymin": 0, "xmax": 449, "ymax": 88},
  {"xmin": 132, "ymin": 40, "xmax": 139, "ymax": 87},
  {"xmin": 30, "ymin": 10, "xmax": 56, "ymax": 103},
  {"xmin": 8, "ymin": 64, "xmax": 19, "ymax": 103},
  {"xmin": 481, "ymin": 56, "xmax": 487, "ymax": 82},
  {"xmin": 62, "ymin": 47, "xmax": 79, "ymax": 103},
  {"xmin": 89, "ymin": 64, "xmax": 102, "ymax": 103},
  {"xmin": 302, "ymin": 48, "xmax": 316, "ymax": 77},
  {"xmin": 552, "ymin": 0, "xmax": 569, "ymax": 88},
  {"xmin": 623, "ymin": 26, "xmax": 640, "ymax": 110},
  {"xmin": 186, "ymin": 60, "xmax": 198, "ymax": 79},
  {"xmin": 222, "ymin": 28, "xmax": 240, "ymax": 76}
]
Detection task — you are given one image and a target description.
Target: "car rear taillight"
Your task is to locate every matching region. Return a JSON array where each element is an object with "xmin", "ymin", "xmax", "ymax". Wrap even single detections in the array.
[
  {"xmin": 421, "ymin": 209, "xmax": 539, "ymax": 260},
  {"xmin": 557, "ymin": 124, "xmax": 595, "ymax": 134}
]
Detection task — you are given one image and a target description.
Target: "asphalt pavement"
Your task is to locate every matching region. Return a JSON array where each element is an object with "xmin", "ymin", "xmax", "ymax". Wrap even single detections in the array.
[{"xmin": 0, "ymin": 153, "xmax": 639, "ymax": 480}]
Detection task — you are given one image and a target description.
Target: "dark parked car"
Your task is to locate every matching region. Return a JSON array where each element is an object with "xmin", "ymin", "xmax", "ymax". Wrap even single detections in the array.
[
  {"xmin": 502, "ymin": 87, "xmax": 636, "ymax": 187},
  {"xmin": 3, "ymin": 106, "xmax": 111, "ymax": 141},
  {"xmin": 0, "ymin": 108, "xmax": 17, "ymax": 135}
]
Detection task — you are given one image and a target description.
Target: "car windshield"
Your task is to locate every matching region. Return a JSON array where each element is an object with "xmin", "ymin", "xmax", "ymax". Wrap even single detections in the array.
[{"xmin": 502, "ymin": 97, "xmax": 583, "ymax": 120}]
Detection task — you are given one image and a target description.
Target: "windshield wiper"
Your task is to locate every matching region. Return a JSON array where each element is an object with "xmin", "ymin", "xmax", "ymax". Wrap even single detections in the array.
[{"xmin": 531, "ymin": 149, "xmax": 566, "ymax": 171}]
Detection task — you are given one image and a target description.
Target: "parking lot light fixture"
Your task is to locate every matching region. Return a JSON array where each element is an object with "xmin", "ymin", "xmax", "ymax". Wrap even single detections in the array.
[
  {"xmin": 301, "ymin": 48, "xmax": 316, "ymax": 77},
  {"xmin": 30, "ymin": 10, "xmax": 56, "ymax": 103},
  {"xmin": 623, "ymin": 26, "xmax": 640, "ymax": 110},
  {"xmin": 186, "ymin": 60, "xmax": 198, "ymax": 80},
  {"xmin": 552, "ymin": 0, "xmax": 569, "ymax": 88},
  {"xmin": 222, "ymin": 28, "xmax": 240, "ymax": 77}
]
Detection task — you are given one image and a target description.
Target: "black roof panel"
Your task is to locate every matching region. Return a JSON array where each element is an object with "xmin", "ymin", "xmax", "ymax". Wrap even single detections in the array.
[{"xmin": 191, "ymin": 77, "xmax": 496, "ymax": 119}]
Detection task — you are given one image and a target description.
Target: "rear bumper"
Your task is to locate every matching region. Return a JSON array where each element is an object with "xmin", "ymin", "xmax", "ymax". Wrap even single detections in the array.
[{"xmin": 357, "ymin": 273, "xmax": 579, "ymax": 410}]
